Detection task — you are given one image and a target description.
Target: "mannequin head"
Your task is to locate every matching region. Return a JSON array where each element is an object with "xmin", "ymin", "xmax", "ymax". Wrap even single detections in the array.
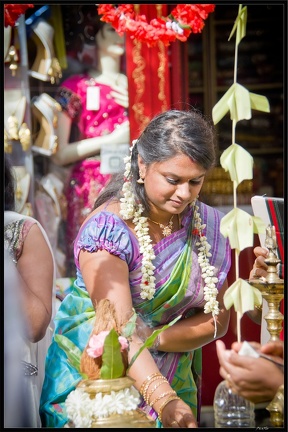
[
  {"xmin": 96, "ymin": 23, "xmax": 125, "ymax": 57},
  {"xmin": 63, "ymin": 5, "xmax": 125, "ymax": 70}
]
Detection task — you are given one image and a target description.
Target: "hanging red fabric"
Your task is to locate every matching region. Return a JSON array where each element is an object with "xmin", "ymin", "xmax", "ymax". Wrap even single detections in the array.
[{"xmin": 125, "ymin": 4, "xmax": 171, "ymax": 140}]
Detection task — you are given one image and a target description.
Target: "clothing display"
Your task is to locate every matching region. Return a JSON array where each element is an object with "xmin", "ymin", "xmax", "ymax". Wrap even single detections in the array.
[
  {"xmin": 39, "ymin": 202, "xmax": 231, "ymax": 427},
  {"xmin": 54, "ymin": 74, "xmax": 129, "ymax": 275}
]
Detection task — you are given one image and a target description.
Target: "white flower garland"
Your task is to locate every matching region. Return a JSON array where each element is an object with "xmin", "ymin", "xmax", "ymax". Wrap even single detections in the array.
[
  {"xmin": 193, "ymin": 202, "xmax": 219, "ymax": 337},
  {"xmin": 66, "ymin": 386, "xmax": 140, "ymax": 428},
  {"xmin": 119, "ymin": 141, "xmax": 220, "ymax": 333},
  {"xmin": 120, "ymin": 143, "xmax": 156, "ymax": 300}
]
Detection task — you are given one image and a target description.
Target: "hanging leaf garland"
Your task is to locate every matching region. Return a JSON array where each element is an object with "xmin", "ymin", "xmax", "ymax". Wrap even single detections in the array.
[{"xmin": 211, "ymin": 5, "xmax": 270, "ymax": 342}]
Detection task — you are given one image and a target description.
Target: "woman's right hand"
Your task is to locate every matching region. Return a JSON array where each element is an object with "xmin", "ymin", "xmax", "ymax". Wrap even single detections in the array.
[{"xmin": 160, "ymin": 398, "xmax": 198, "ymax": 428}]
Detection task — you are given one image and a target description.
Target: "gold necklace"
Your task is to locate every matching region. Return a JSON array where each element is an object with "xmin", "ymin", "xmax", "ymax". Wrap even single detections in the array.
[{"xmin": 148, "ymin": 215, "xmax": 174, "ymax": 237}]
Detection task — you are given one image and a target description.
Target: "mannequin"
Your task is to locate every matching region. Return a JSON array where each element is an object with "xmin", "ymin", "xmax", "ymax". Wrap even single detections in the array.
[{"xmin": 49, "ymin": 17, "xmax": 130, "ymax": 276}]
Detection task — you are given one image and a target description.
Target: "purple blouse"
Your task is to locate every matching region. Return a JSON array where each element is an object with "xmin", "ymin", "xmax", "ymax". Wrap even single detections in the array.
[{"xmin": 74, "ymin": 203, "xmax": 231, "ymax": 322}]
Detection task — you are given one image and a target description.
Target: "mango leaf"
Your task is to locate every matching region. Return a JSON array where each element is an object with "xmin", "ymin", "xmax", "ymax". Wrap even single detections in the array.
[
  {"xmin": 220, "ymin": 208, "xmax": 255, "ymax": 251},
  {"xmin": 212, "ymin": 83, "xmax": 270, "ymax": 125},
  {"xmin": 127, "ymin": 315, "xmax": 182, "ymax": 371},
  {"xmin": 228, "ymin": 5, "xmax": 247, "ymax": 45},
  {"xmin": 220, "ymin": 143, "xmax": 253, "ymax": 186},
  {"xmin": 122, "ymin": 308, "xmax": 137, "ymax": 338},
  {"xmin": 55, "ymin": 334, "xmax": 83, "ymax": 372},
  {"xmin": 100, "ymin": 328, "xmax": 124, "ymax": 379},
  {"xmin": 223, "ymin": 278, "xmax": 262, "ymax": 318}
]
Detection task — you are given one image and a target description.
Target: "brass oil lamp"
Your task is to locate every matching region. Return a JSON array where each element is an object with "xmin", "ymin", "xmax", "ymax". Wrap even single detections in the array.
[
  {"xmin": 249, "ymin": 224, "xmax": 284, "ymax": 427},
  {"xmin": 249, "ymin": 224, "xmax": 284, "ymax": 342}
]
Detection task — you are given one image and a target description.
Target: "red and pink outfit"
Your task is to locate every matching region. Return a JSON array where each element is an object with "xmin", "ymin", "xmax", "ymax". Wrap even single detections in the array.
[{"xmin": 55, "ymin": 74, "xmax": 129, "ymax": 275}]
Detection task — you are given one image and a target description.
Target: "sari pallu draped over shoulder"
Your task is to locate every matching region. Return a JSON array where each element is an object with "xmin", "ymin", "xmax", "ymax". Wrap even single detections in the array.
[{"xmin": 40, "ymin": 201, "xmax": 231, "ymax": 427}]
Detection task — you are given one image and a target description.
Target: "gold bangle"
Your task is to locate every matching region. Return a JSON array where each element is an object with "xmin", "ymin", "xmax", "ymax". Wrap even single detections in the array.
[
  {"xmin": 142, "ymin": 376, "xmax": 168, "ymax": 402},
  {"xmin": 158, "ymin": 395, "xmax": 180, "ymax": 424},
  {"xmin": 140, "ymin": 375, "xmax": 168, "ymax": 402},
  {"xmin": 146, "ymin": 379, "xmax": 168, "ymax": 404},
  {"xmin": 140, "ymin": 372, "xmax": 163, "ymax": 395},
  {"xmin": 255, "ymin": 303, "xmax": 262, "ymax": 311},
  {"xmin": 150, "ymin": 390, "xmax": 176, "ymax": 408}
]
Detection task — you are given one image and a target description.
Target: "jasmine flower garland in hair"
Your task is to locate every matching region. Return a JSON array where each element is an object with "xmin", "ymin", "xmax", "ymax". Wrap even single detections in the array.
[
  {"xmin": 120, "ymin": 140, "xmax": 156, "ymax": 300},
  {"xmin": 120, "ymin": 143, "xmax": 136, "ymax": 219}
]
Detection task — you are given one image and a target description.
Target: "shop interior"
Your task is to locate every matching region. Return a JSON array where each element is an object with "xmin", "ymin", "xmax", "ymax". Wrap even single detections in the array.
[{"xmin": 4, "ymin": 3, "xmax": 285, "ymax": 428}]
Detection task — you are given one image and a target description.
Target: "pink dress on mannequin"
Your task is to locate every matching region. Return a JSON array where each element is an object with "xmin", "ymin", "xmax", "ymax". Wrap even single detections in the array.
[{"xmin": 55, "ymin": 74, "xmax": 128, "ymax": 276}]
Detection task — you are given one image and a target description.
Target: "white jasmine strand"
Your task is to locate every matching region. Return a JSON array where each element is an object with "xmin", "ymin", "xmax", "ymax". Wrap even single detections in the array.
[{"xmin": 193, "ymin": 203, "xmax": 219, "ymax": 337}]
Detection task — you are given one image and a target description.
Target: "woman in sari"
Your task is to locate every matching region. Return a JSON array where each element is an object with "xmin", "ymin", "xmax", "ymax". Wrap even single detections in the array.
[{"xmin": 40, "ymin": 109, "xmax": 231, "ymax": 428}]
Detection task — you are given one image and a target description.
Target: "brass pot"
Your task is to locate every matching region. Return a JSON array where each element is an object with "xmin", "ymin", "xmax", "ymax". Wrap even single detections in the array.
[{"xmin": 65, "ymin": 377, "xmax": 155, "ymax": 428}]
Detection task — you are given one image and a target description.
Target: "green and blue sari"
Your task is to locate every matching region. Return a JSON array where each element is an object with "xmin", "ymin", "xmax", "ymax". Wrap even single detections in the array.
[{"xmin": 40, "ymin": 202, "xmax": 231, "ymax": 427}]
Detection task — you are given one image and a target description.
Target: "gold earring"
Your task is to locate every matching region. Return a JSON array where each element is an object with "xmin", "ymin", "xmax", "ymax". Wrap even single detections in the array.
[{"xmin": 137, "ymin": 171, "xmax": 144, "ymax": 184}]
